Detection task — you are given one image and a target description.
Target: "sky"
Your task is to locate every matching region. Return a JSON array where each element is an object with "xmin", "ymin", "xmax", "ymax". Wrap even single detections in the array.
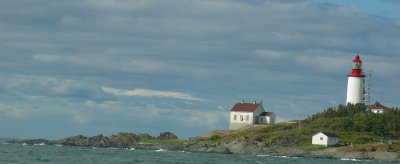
[{"xmin": 0, "ymin": 0, "xmax": 399, "ymax": 140}]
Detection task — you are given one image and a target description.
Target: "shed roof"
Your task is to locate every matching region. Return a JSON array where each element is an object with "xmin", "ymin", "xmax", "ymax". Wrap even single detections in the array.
[
  {"xmin": 230, "ymin": 102, "xmax": 261, "ymax": 112},
  {"xmin": 318, "ymin": 132, "xmax": 338, "ymax": 138}
]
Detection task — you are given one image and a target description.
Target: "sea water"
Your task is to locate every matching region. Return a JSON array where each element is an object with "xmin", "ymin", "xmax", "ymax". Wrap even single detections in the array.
[{"xmin": 0, "ymin": 142, "xmax": 393, "ymax": 164}]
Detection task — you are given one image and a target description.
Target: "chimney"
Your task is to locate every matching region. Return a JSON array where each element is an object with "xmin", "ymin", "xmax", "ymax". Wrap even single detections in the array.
[
  {"xmin": 241, "ymin": 100, "xmax": 244, "ymax": 104},
  {"xmin": 254, "ymin": 101, "xmax": 256, "ymax": 104}
]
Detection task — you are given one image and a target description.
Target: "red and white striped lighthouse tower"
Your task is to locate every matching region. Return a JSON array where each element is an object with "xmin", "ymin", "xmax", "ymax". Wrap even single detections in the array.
[{"xmin": 346, "ymin": 54, "xmax": 366, "ymax": 104}]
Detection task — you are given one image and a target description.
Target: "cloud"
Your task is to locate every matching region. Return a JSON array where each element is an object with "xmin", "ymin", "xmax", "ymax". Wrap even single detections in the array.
[
  {"xmin": 177, "ymin": 110, "xmax": 226, "ymax": 128},
  {"xmin": 101, "ymin": 87, "xmax": 201, "ymax": 101},
  {"xmin": 0, "ymin": 103, "xmax": 29, "ymax": 118},
  {"xmin": 32, "ymin": 54, "xmax": 100, "ymax": 66},
  {"xmin": 254, "ymin": 50, "xmax": 288, "ymax": 59},
  {"xmin": 2, "ymin": 75, "xmax": 101, "ymax": 99},
  {"xmin": 1, "ymin": 0, "xmax": 400, "ymax": 139},
  {"xmin": 32, "ymin": 54, "xmax": 65, "ymax": 62},
  {"xmin": 296, "ymin": 54, "xmax": 348, "ymax": 73},
  {"xmin": 72, "ymin": 114, "xmax": 89, "ymax": 124},
  {"xmin": 382, "ymin": 0, "xmax": 400, "ymax": 4}
]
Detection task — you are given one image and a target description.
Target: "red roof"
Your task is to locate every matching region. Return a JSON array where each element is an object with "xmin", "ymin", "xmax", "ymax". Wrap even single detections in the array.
[
  {"xmin": 368, "ymin": 102, "xmax": 389, "ymax": 110},
  {"xmin": 260, "ymin": 112, "xmax": 273, "ymax": 116},
  {"xmin": 348, "ymin": 54, "xmax": 366, "ymax": 77},
  {"xmin": 230, "ymin": 102, "xmax": 261, "ymax": 112},
  {"xmin": 352, "ymin": 54, "xmax": 362, "ymax": 63}
]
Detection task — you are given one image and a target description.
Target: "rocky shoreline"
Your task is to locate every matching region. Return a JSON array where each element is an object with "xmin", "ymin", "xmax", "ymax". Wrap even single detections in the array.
[{"xmin": 6, "ymin": 131, "xmax": 399, "ymax": 162}]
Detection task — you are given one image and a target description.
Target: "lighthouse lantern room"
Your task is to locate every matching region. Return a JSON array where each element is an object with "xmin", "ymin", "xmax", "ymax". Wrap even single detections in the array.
[{"xmin": 346, "ymin": 54, "xmax": 366, "ymax": 104}]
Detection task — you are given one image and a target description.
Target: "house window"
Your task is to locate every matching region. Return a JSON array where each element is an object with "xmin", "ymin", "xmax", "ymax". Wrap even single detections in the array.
[
  {"xmin": 246, "ymin": 115, "xmax": 249, "ymax": 121},
  {"xmin": 240, "ymin": 115, "xmax": 243, "ymax": 121},
  {"xmin": 320, "ymin": 137, "xmax": 323, "ymax": 140},
  {"xmin": 234, "ymin": 115, "xmax": 237, "ymax": 120}
]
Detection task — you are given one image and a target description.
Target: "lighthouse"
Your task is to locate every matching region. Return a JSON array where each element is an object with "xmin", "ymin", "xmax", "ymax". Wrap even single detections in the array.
[{"xmin": 346, "ymin": 54, "xmax": 366, "ymax": 104}]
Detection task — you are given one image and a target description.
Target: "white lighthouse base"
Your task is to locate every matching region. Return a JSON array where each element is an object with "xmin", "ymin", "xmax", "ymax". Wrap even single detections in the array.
[{"xmin": 346, "ymin": 77, "xmax": 364, "ymax": 104}]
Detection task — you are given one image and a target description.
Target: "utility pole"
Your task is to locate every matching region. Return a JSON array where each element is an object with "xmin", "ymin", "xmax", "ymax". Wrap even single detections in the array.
[{"xmin": 299, "ymin": 115, "xmax": 301, "ymax": 130}]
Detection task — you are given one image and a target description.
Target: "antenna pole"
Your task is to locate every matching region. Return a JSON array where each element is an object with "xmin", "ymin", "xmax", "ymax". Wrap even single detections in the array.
[
  {"xmin": 364, "ymin": 68, "xmax": 371, "ymax": 106},
  {"xmin": 298, "ymin": 115, "xmax": 301, "ymax": 130}
]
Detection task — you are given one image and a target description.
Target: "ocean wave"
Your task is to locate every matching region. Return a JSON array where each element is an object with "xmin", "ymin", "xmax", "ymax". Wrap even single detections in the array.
[
  {"xmin": 33, "ymin": 143, "xmax": 46, "ymax": 146},
  {"xmin": 108, "ymin": 147, "xmax": 120, "ymax": 150},
  {"xmin": 256, "ymin": 154, "xmax": 270, "ymax": 157},
  {"xmin": 155, "ymin": 149, "xmax": 166, "ymax": 152},
  {"xmin": 340, "ymin": 158, "xmax": 368, "ymax": 162},
  {"xmin": 257, "ymin": 154, "xmax": 300, "ymax": 159}
]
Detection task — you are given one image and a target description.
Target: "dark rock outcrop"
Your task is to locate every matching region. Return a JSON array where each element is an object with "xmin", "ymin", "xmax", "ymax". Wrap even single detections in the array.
[
  {"xmin": 7, "ymin": 139, "xmax": 50, "ymax": 145},
  {"xmin": 157, "ymin": 132, "xmax": 178, "ymax": 140},
  {"xmin": 88, "ymin": 134, "xmax": 110, "ymax": 147},
  {"xmin": 110, "ymin": 132, "xmax": 139, "ymax": 148},
  {"xmin": 270, "ymin": 135, "xmax": 291, "ymax": 146},
  {"xmin": 61, "ymin": 135, "xmax": 88, "ymax": 146},
  {"xmin": 10, "ymin": 131, "xmax": 179, "ymax": 149}
]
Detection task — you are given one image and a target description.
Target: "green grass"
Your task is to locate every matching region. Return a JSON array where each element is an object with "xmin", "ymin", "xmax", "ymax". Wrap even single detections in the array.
[
  {"xmin": 138, "ymin": 137, "xmax": 187, "ymax": 145},
  {"xmin": 157, "ymin": 139, "xmax": 187, "ymax": 145},
  {"xmin": 298, "ymin": 142, "xmax": 327, "ymax": 151}
]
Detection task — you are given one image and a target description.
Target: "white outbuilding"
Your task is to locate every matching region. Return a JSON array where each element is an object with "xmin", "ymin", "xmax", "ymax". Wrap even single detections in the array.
[
  {"xmin": 259, "ymin": 112, "xmax": 275, "ymax": 124},
  {"xmin": 312, "ymin": 132, "xmax": 339, "ymax": 146},
  {"xmin": 368, "ymin": 102, "xmax": 389, "ymax": 114}
]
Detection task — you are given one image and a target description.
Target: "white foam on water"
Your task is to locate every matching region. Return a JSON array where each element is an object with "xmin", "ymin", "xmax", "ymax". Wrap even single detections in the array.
[
  {"xmin": 55, "ymin": 144, "xmax": 62, "ymax": 147},
  {"xmin": 22, "ymin": 143, "xmax": 27, "ymax": 146},
  {"xmin": 340, "ymin": 158, "xmax": 366, "ymax": 162},
  {"xmin": 108, "ymin": 147, "xmax": 119, "ymax": 150},
  {"xmin": 155, "ymin": 149, "xmax": 166, "ymax": 152},
  {"xmin": 34, "ymin": 143, "xmax": 46, "ymax": 146},
  {"xmin": 256, "ymin": 154, "xmax": 270, "ymax": 157}
]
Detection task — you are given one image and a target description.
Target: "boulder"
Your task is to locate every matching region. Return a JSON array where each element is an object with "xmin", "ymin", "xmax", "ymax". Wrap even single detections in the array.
[
  {"xmin": 270, "ymin": 135, "xmax": 291, "ymax": 146},
  {"xmin": 208, "ymin": 146, "xmax": 232, "ymax": 154}
]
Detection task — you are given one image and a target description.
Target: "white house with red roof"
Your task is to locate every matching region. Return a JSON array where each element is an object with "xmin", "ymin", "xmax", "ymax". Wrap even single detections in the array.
[
  {"xmin": 368, "ymin": 102, "xmax": 389, "ymax": 114},
  {"xmin": 229, "ymin": 100, "xmax": 275, "ymax": 130}
]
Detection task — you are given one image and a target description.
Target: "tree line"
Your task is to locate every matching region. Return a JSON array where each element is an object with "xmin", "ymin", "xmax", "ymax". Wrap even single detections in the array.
[{"xmin": 308, "ymin": 103, "xmax": 400, "ymax": 137}]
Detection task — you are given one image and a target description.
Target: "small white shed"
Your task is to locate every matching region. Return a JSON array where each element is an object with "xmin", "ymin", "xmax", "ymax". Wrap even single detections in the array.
[
  {"xmin": 312, "ymin": 132, "xmax": 339, "ymax": 146},
  {"xmin": 368, "ymin": 102, "xmax": 389, "ymax": 114}
]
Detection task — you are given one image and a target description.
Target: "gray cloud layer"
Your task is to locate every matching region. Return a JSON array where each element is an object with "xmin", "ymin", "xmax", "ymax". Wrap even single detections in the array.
[{"xmin": 0, "ymin": 0, "xmax": 399, "ymax": 139}]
